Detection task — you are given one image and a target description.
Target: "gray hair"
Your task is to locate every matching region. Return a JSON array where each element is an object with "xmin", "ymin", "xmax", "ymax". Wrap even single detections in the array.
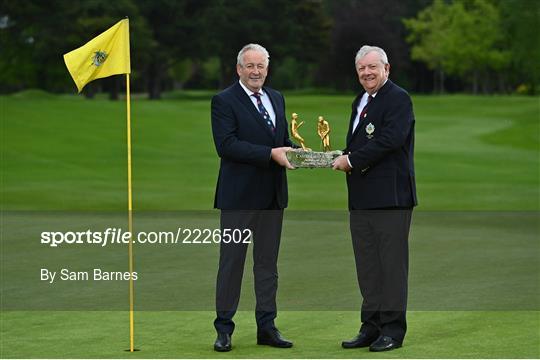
[
  {"xmin": 237, "ymin": 43, "xmax": 270, "ymax": 67},
  {"xmin": 355, "ymin": 45, "xmax": 389, "ymax": 65}
]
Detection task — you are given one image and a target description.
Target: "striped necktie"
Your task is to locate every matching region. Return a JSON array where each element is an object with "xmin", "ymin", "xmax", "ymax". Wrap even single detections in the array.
[{"xmin": 252, "ymin": 92, "xmax": 275, "ymax": 132}]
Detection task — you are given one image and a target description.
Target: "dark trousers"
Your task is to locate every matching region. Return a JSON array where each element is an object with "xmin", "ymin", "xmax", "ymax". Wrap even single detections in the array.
[
  {"xmin": 349, "ymin": 209, "xmax": 412, "ymax": 342},
  {"xmin": 214, "ymin": 209, "xmax": 284, "ymax": 334}
]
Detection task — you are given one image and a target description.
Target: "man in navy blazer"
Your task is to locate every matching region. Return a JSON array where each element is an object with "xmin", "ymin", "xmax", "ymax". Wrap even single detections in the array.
[
  {"xmin": 333, "ymin": 45, "xmax": 417, "ymax": 352},
  {"xmin": 211, "ymin": 43, "xmax": 295, "ymax": 352}
]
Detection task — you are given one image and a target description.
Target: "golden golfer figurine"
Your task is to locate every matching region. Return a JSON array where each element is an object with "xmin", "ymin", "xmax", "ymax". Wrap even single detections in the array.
[
  {"xmin": 286, "ymin": 113, "xmax": 342, "ymax": 168},
  {"xmin": 291, "ymin": 113, "xmax": 311, "ymax": 151},
  {"xmin": 317, "ymin": 116, "xmax": 331, "ymax": 151}
]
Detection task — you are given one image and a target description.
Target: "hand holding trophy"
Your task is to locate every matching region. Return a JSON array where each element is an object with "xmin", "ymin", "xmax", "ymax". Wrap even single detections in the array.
[{"xmin": 286, "ymin": 113, "xmax": 342, "ymax": 168}]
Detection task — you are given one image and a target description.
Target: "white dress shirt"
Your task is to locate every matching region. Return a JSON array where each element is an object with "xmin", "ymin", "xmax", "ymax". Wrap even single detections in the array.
[
  {"xmin": 239, "ymin": 80, "xmax": 276, "ymax": 126},
  {"xmin": 348, "ymin": 80, "xmax": 387, "ymax": 168},
  {"xmin": 352, "ymin": 91, "xmax": 377, "ymax": 133}
]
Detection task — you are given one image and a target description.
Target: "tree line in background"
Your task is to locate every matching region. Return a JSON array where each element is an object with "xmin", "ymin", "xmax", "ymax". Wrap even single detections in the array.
[{"xmin": 1, "ymin": 0, "xmax": 538, "ymax": 98}]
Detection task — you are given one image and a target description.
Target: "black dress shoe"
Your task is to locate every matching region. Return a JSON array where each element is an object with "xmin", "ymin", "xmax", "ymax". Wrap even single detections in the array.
[
  {"xmin": 257, "ymin": 327, "xmax": 293, "ymax": 348},
  {"xmin": 214, "ymin": 332, "xmax": 232, "ymax": 352},
  {"xmin": 369, "ymin": 335, "xmax": 402, "ymax": 352},
  {"xmin": 341, "ymin": 331, "xmax": 379, "ymax": 348}
]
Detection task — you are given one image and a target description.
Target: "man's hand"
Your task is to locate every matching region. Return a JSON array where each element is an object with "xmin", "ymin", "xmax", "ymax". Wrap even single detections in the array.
[
  {"xmin": 271, "ymin": 147, "xmax": 295, "ymax": 169},
  {"xmin": 332, "ymin": 155, "xmax": 352, "ymax": 172}
]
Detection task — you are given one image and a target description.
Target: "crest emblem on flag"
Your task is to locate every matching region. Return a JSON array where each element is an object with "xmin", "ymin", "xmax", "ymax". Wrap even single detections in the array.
[{"xmin": 92, "ymin": 50, "xmax": 108, "ymax": 66}]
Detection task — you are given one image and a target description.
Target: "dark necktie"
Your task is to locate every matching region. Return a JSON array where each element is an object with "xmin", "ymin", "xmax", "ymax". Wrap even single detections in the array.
[
  {"xmin": 252, "ymin": 92, "xmax": 275, "ymax": 132},
  {"xmin": 354, "ymin": 95, "xmax": 373, "ymax": 132}
]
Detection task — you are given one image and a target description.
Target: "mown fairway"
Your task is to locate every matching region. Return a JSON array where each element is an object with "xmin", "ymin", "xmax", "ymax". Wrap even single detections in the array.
[
  {"xmin": 2, "ymin": 90, "xmax": 538, "ymax": 211},
  {"xmin": 1, "ymin": 91, "xmax": 539, "ymax": 358}
]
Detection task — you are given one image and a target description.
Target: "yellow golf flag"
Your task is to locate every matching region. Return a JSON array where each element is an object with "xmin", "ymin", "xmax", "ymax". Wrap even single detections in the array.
[{"xmin": 64, "ymin": 19, "xmax": 130, "ymax": 92}]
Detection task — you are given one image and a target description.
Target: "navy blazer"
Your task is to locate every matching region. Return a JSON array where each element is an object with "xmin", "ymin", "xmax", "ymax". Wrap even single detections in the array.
[
  {"xmin": 211, "ymin": 82, "xmax": 294, "ymax": 210},
  {"xmin": 344, "ymin": 80, "xmax": 417, "ymax": 210}
]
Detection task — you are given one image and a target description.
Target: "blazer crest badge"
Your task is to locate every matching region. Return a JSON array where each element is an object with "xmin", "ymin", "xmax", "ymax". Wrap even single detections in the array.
[{"xmin": 365, "ymin": 122, "xmax": 375, "ymax": 139}]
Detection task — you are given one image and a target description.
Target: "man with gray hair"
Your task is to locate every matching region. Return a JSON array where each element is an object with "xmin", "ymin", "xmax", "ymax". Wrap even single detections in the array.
[
  {"xmin": 211, "ymin": 43, "xmax": 294, "ymax": 352},
  {"xmin": 333, "ymin": 45, "xmax": 417, "ymax": 352}
]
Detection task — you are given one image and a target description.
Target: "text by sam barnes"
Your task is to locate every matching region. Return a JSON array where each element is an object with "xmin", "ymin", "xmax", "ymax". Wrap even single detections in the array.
[{"xmin": 41, "ymin": 268, "xmax": 138, "ymax": 283}]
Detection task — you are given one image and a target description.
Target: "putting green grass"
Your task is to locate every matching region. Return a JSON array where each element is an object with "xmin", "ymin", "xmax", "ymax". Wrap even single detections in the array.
[
  {"xmin": 2, "ymin": 311, "xmax": 539, "ymax": 358},
  {"xmin": 1, "ymin": 91, "xmax": 539, "ymax": 358}
]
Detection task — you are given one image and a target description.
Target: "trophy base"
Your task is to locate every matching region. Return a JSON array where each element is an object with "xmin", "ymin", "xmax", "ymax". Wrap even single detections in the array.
[{"xmin": 286, "ymin": 149, "xmax": 343, "ymax": 168}]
